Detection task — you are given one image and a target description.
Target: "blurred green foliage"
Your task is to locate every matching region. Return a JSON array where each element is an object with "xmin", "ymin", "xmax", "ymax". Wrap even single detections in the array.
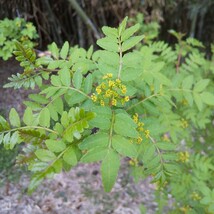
[{"xmin": 0, "ymin": 18, "xmax": 38, "ymax": 60}]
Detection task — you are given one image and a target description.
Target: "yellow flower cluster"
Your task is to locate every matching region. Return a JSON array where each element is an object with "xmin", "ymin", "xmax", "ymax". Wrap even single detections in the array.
[
  {"xmin": 191, "ymin": 192, "xmax": 201, "ymax": 201},
  {"xmin": 181, "ymin": 118, "xmax": 188, "ymax": 128},
  {"xmin": 178, "ymin": 151, "xmax": 190, "ymax": 163},
  {"xmin": 132, "ymin": 113, "xmax": 150, "ymax": 144},
  {"xmin": 91, "ymin": 73, "xmax": 129, "ymax": 107}
]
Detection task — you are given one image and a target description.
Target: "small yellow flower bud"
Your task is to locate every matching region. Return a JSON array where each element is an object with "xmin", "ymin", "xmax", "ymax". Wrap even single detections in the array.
[
  {"xmin": 111, "ymin": 98, "xmax": 117, "ymax": 106},
  {"xmin": 124, "ymin": 96, "xmax": 129, "ymax": 102},
  {"xmin": 100, "ymin": 100, "xmax": 105, "ymax": 106},
  {"xmin": 96, "ymin": 86, "xmax": 102, "ymax": 94},
  {"xmin": 144, "ymin": 130, "xmax": 150, "ymax": 138},
  {"xmin": 137, "ymin": 137, "xmax": 143, "ymax": 144},
  {"xmin": 91, "ymin": 94, "xmax": 97, "ymax": 102},
  {"xmin": 108, "ymin": 80, "xmax": 115, "ymax": 87},
  {"xmin": 107, "ymin": 73, "xmax": 113, "ymax": 78},
  {"xmin": 121, "ymin": 85, "xmax": 127, "ymax": 94}
]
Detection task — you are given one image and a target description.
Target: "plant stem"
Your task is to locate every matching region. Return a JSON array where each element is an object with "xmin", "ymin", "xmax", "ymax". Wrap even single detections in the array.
[
  {"xmin": 67, "ymin": 0, "xmax": 101, "ymax": 39},
  {"xmin": 117, "ymin": 38, "xmax": 123, "ymax": 79}
]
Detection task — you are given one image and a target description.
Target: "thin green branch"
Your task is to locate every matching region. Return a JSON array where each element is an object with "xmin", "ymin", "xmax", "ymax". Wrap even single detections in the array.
[
  {"xmin": 55, "ymin": 86, "xmax": 90, "ymax": 98},
  {"xmin": 0, "ymin": 126, "xmax": 58, "ymax": 135},
  {"xmin": 108, "ymin": 110, "xmax": 115, "ymax": 149},
  {"xmin": 117, "ymin": 38, "xmax": 123, "ymax": 79},
  {"xmin": 126, "ymin": 93, "xmax": 161, "ymax": 111}
]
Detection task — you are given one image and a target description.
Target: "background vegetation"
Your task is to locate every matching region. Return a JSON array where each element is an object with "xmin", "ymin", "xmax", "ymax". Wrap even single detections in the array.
[{"xmin": 0, "ymin": 0, "xmax": 214, "ymax": 49}]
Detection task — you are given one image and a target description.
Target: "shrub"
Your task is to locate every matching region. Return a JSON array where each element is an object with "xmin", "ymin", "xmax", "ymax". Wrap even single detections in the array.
[
  {"xmin": 0, "ymin": 17, "xmax": 213, "ymax": 212},
  {"xmin": 0, "ymin": 17, "xmax": 38, "ymax": 60}
]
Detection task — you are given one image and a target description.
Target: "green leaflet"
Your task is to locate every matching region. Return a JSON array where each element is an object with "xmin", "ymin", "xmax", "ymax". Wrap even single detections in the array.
[
  {"xmin": 52, "ymin": 97, "xmax": 64, "ymax": 114},
  {"xmin": 101, "ymin": 149, "xmax": 120, "ymax": 192},
  {"xmin": 84, "ymin": 74, "xmax": 93, "ymax": 94},
  {"xmin": 114, "ymin": 113, "xmax": 138, "ymax": 138},
  {"xmin": 143, "ymin": 144, "xmax": 156, "ymax": 163},
  {"xmin": 3, "ymin": 132, "xmax": 10, "ymax": 149},
  {"xmin": 121, "ymin": 23, "xmax": 140, "ymax": 42},
  {"xmin": 78, "ymin": 132, "xmax": 109, "ymax": 150},
  {"xmin": 122, "ymin": 35, "xmax": 144, "ymax": 52},
  {"xmin": 52, "ymin": 159, "xmax": 63, "ymax": 173},
  {"xmin": 201, "ymin": 92, "xmax": 214, "ymax": 105},
  {"xmin": 81, "ymin": 147, "xmax": 108, "ymax": 163},
  {"xmin": 89, "ymin": 106, "xmax": 112, "ymax": 130},
  {"xmin": 60, "ymin": 41, "xmax": 69, "ymax": 59},
  {"xmin": 64, "ymin": 91, "xmax": 86, "ymax": 106},
  {"xmin": 63, "ymin": 146, "xmax": 77, "ymax": 166},
  {"xmin": 28, "ymin": 94, "xmax": 49, "ymax": 105},
  {"xmin": 194, "ymin": 79, "xmax": 210, "ymax": 93},
  {"xmin": 61, "ymin": 108, "xmax": 95, "ymax": 142},
  {"xmin": 59, "ymin": 66, "xmax": 70, "ymax": 87},
  {"xmin": 50, "ymin": 42, "xmax": 59, "ymax": 59},
  {"xmin": 45, "ymin": 139, "xmax": 66, "ymax": 153},
  {"xmin": 118, "ymin": 16, "xmax": 128, "ymax": 36},
  {"xmin": 28, "ymin": 173, "xmax": 44, "ymax": 194},
  {"xmin": 97, "ymin": 37, "xmax": 118, "ymax": 52},
  {"xmin": 9, "ymin": 131, "xmax": 20, "ymax": 149},
  {"xmin": 156, "ymin": 142, "xmax": 176, "ymax": 151},
  {"xmin": 35, "ymin": 149, "xmax": 56, "ymax": 162},
  {"xmin": 72, "ymin": 70, "xmax": 83, "ymax": 89},
  {"xmin": 51, "ymin": 75, "xmax": 61, "ymax": 87},
  {"xmin": 39, "ymin": 108, "xmax": 50, "ymax": 127},
  {"xmin": 86, "ymin": 45, "xmax": 93, "ymax": 59},
  {"xmin": 102, "ymin": 26, "xmax": 118, "ymax": 39},
  {"xmin": 182, "ymin": 75, "xmax": 193, "ymax": 89},
  {"xmin": 23, "ymin": 107, "xmax": 34, "ymax": 126},
  {"xmin": 0, "ymin": 115, "xmax": 10, "ymax": 131},
  {"xmin": 193, "ymin": 92, "xmax": 203, "ymax": 111},
  {"xmin": 112, "ymin": 135, "xmax": 137, "ymax": 158},
  {"xmin": 9, "ymin": 108, "xmax": 21, "ymax": 127}
]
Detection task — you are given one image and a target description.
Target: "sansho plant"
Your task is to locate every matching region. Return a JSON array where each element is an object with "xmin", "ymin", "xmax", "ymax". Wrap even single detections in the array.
[{"xmin": 0, "ymin": 17, "xmax": 213, "ymax": 212}]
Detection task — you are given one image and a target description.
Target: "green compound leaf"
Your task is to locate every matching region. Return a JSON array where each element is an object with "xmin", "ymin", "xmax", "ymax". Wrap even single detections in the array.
[
  {"xmin": 101, "ymin": 149, "xmax": 120, "ymax": 192},
  {"xmin": 112, "ymin": 135, "xmax": 137, "ymax": 158},
  {"xmin": 60, "ymin": 41, "xmax": 69, "ymax": 59},
  {"xmin": 35, "ymin": 149, "xmax": 56, "ymax": 162},
  {"xmin": 9, "ymin": 108, "xmax": 21, "ymax": 127},
  {"xmin": 45, "ymin": 139, "xmax": 66, "ymax": 153}
]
